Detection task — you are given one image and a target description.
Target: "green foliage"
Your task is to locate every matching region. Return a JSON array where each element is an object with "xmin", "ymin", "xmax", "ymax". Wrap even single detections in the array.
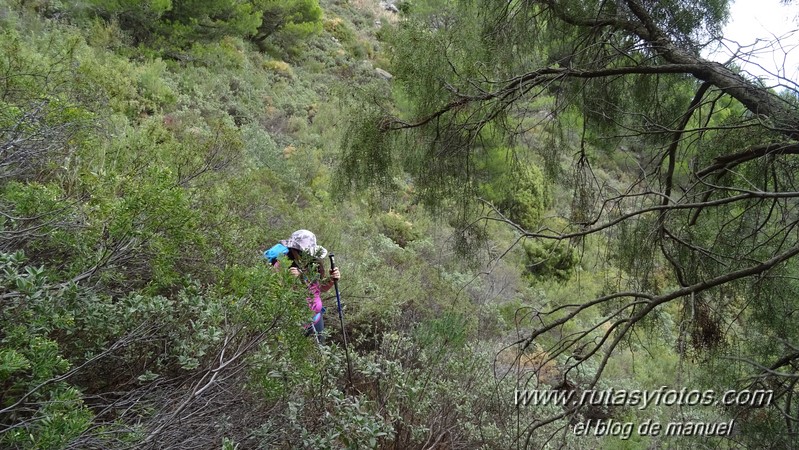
[
  {"xmin": 3, "ymin": 387, "xmax": 93, "ymax": 450},
  {"xmin": 323, "ymin": 15, "xmax": 373, "ymax": 58},
  {"xmin": 252, "ymin": 0, "xmax": 323, "ymax": 55},
  {"xmin": 367, "ymin": 332, "xmax": 516, "ymax": 448},
  {"xmin": 644, "ymin": 0, "xmax": 729, "ymax": 40},
  {"xmin": 287, "ymin": 387, "xmax": 393, "ymax": 449},
  {"xmin": 222, "ymin": 264, "xmax": 307, "ymax": 329},
  {"xmin": 334, "ymin": 0, "xmax": 799, "ymax": 445},
  {"xmin": 0, "ymin": 247, "xmax": 313, "ymax": 446},
  {"xmin": 80, "ymin": 0, "xmax": 173, "ymax": 42},
  {"xmin": 336, "ymin": 101, "xmax": 399, "ymax": 195},
  {"xmin": 78, "ymin": 0, "xmax": 263, "ymax": 46},
  {"xmin": 0, "ymin": 27, "xmax": 96, "ymax": 181},
  {"xmin": 396, "ymin": 1, "xmax": 412, "ymax": 15},
  {"xmin": 221, "ymin": 437, "xmax": 238, "ymax": 450},
  {"xmin": 523, "ymin": 240, "xmax": 579, "ymax": 281},
  {"xmin": 378, "ymin": 211, "xmax": 420, "ymax": 248},
  {"xmin": 414, "ymin": 312, "xmax": 471, "ymax": 349},
  {"xmin": 478, "ymin": 148, "xmax": 551, "ymax": 231},
  {"xmin": 0, "ymin": 252, "xmax": 93, "ymax": 449},
  {"xmin": 71, "ymin": 0, "xmax": 325, "ymax": 55},
  {"xmin": 162, "ymin": 0, "xmax": 264, "ymax": 41},
  {"xmin": 0, "ymin": 6, "xmax": 340, "ymax": 444},
  {"xmin": 0, "ymin": 0, "xmax": 331, "ymax": 447}
]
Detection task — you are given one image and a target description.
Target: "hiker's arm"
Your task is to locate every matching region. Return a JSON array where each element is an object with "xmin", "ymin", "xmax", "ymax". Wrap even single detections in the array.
[{"xmin": 320, "ymin": 267, "xmax": 340, "ymax": 292}]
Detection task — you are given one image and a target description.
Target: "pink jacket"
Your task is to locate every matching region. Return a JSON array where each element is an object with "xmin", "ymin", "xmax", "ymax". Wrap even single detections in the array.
[{"xmin": 306, "ymin": 281, "xmax": 323, "ymax": 314}]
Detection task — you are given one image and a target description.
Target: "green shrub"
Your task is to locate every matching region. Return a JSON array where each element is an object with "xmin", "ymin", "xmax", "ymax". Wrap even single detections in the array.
[
  {"xmin": 523, "ymin": 239, "xmax": 578, "ymax": 281},
  {"xmin": 263, "ymin": 59, "xmax": 295, "ymax": 78},
  {"xmin": 323, "ymin": 16, "xmax": 370, "ymax": 57},
  {"xmin": 0, "ymin": 252, "xmax": 93, "ymax": 449},
  {"xmin": 162, "ymin": 0, "xmax": 263, "ymax": 41},
  {"xmin": 378, "ymin": 211, "xmax": 420, "ymax": 248},
  {"xmin": 80, "ymin": 0, "xmax": 265, "ymax": 46},
  {"xmin": 478, "ymin": 150, "xmax": 551, "ymax": 231},
  {"xmin": 252, "ymin": 0, "xmax": 323, "ymax": 56}
]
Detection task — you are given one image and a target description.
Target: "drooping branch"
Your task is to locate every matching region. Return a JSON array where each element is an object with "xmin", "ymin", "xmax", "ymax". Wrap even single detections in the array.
[
  {"xmin": 489, "ymin": 190, "xmax": 799, "ymax": 244},
  {"xmin": 380, "ymin": 64, "xmax": 713, "ymax": 131},
  {"xmin": 696, "ymin": 143, "xmax": 799, "ymax": 177}
]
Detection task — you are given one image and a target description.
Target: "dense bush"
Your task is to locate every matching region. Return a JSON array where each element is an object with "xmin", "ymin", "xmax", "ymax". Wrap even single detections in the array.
[
  {"xmin": 523, "ymin": 239, "xmax": 579, "ymax": 281},
  {"xmin": 477, "ymin": 147, "xmax": 551, "ymax": 231},
  {"xmin": 252, "ymin": 0, "xmax": 324, "ymax": 55}
]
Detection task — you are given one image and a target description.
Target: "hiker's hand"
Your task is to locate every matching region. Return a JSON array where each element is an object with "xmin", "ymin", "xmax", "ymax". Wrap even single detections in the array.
[
  {"xmin": 289, "ymin": 267, "xmax": 301, "ymax": 277},
  {"xmin": 330, "ymin": 268, "xmax": 340, "ymax": 281}
]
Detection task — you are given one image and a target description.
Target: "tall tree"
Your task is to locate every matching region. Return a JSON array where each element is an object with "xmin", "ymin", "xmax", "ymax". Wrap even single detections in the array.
[
  {"xmin": 250, "ymin": 0, "xmax": 323, "ymax": 53},
  {"xmin": 340, "ymin": 0, "xmax": 799, "ymax": 446}
]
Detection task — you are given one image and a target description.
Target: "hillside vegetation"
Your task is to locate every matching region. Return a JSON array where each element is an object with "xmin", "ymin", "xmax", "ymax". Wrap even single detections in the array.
[{"xmin": 1, "ymin": 0, "xmax": 798, "ymax": 449}]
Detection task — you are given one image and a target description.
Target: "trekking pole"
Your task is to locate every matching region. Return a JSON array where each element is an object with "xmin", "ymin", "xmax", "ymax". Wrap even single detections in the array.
[{"xmin": 329, "ymin": 254, "xmax": 354, "ymax": 388}]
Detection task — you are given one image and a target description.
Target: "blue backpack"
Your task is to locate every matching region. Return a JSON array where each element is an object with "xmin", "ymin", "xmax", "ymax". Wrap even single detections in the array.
[{"xmin": 264, "ymin": 243, "xmax": 289, "ymax": 264}]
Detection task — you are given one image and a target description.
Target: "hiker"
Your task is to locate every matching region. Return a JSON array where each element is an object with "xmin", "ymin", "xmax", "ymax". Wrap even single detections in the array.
[{"xmin": 264, "ymin": 229, "xmax": 340, "ymax": 343}]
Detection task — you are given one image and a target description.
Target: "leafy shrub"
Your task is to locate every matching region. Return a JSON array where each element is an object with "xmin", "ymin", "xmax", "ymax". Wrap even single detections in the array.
[
  {"xmin": 323, "ymin": 16, "xmax": 371, "ymax": 57},
  {"xmin": 79, "ymin": 0, "xmax": 264, "ymax": 46},
  {"xmin": 161, "ymin": 0, "xmax": 263, "ymax": 42},
  {"xmin": 378, "ymin": 211, "xmax": 420, "ymax": 248},
  {"xmin": 186, "ymin": 38, "xmax": 248, "ymax": 70},
  {"xmin": 523, "ymin": 239, "xmax": 579, "ymax": 281},
  {"xmin": 0, "ymin": 252, "xmax": 94, "ymax": 449},
  {"xmin": 0, "ymin": 245, "xmax": 315, "ymax": 447},
  {"xmin": 252, "ymin": 0, "xmax": 323, "ymax": 56},
  {"xmin": 478, "ymin": 148, "xmax": 551, "ymax": 231},
  {"xmin": 358, "ymin": 331, "xmax": 516, "ymax": 449},
  {"xmin": 324, "ymin": 17, "xmax": 353, "ymax": 43},
  {"xmin": 396, "ymin": 1, "xmax": 413, "ymax": 14},
  {"xmin": 0, "ymin": 28, "xmax": 96, "ymax": 181},
  {"xmin": 263, "ymin": 59, "xmax": 295, "ymax": 78}
]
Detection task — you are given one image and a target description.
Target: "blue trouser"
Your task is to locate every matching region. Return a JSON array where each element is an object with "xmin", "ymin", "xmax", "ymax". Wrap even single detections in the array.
[{"xmin": 305, "ymin": 309, "xmax": 325, "ymax": 344}]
